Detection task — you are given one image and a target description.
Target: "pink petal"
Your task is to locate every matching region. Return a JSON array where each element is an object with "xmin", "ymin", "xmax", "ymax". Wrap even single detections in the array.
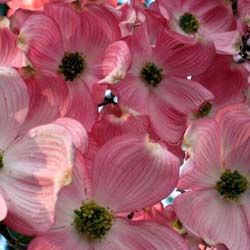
[
  {"xmin": 20, "ymin": 72, "xmax": 68, "ymax": 132},
  {"xmin": 178, "ymin": 119, "xmax": 223, "ymax": 190},
  {"xmin": 183, "ymin": 0, "xmax": 229, "ymax": 16},
  {"xmin": 28, "ymin": 229, "xmax": 91, "ymax": 250},
  {"xmin": 57, "ymin": 151, "xmax": 90, "ymax": 209},
  {"xmin": 156, "ymin": 77, "xmax": 214, "ymax": 114},
  {"xmin": 211, "ymin": 30, "xmax": 241, "ymax": 55},
  {"xmin": 0, "ymin": 193, "xmax": 7, "ymax": 221},
  {"xmin": 44, "ymin": 2, "xmax": 81, "ymax": 43},
  {"xmin": 144, "ymin": 8, "xmax": 166, "ymax": 46},
  {"xmin": 239, "ymin": 189, "xmax": 250, "ymax": 230},
  {"xmin": 0, "ymin": 67, "xmax": 28, "ymax": 150},
  {"xmin": 28, "ymin": 152, "xmax": 91, "ymax": 249},
  {"xmin": 149, "ymin": 94, "xmax": 188, "ymax": 144},
  {"xmin": 92, "ymin": 134, "xmax": 179, "ymax": 213},
  {"xmin": 238, "ymin": 0, "xmax": 250, "ymax": 24},
  {"xmin": 154, "ymin": 29, "xmax": 216, "ymax": 76},
  {"xmin": 9, "ymin": 9, "xmax": 34, "ymax": 34},
  {"xmin": 55, "ymin": 118, "xmax": 89, "ymax": 154},
  {"xmin": 45, "ymin": 151, "xmax": 90, "ymax": 231},
  {"xmin": 125, "ymin": 23, "xmax": 152, "ymax": 60},
  {"xmin": 119, "ymin": 5, "xmax": 137, "ymax": 37},
  {"xmin": 193, "ymin": 55, "xmax": 247, "ymax": 113},
  {"xmin": 0, "ymin": 28, "xmax": 20, "ymax": 67},
  {"xmin": 116, "ymin": 73, "xmax": 150, "ymax": 114},
  {"xmin": 2, "ymin": 123, "xmax": 74, "ymax": 233},
  {"xmin": 159, "ymin": 0, "xmax": 182, "ymax": 20},
  {"xmin": 83, "ymin": 133, "xmax": 100, "ymax": 175},
  {"xmin": 175, "ymin": 189, "xmax": 250, "ymax": 250},
  {"xmin": 72, "ymin": 11, "xmax": 112, "ymax": 58},
  {"xmin": 216, "ymin": 104, "xmax": 250, "ymax": 176},
  {"xmin": 61, "ymin": 79, "xmax": 98, "ymax": 131},
  {"xmin": 30, "ymin": 151, "xmax": 90, "ymax": 234},
  {"xmin": 93, "ymin": 218, "xmax": 189, "ymax": 250},
  {"xmin": 87, "ymin": 3, "xmax": 121, "ymax": 41},
  {"xmin": 92, "ymin": 83, "xmax": 109, "ymax": 104},
  {"xmin": 20, "ymin": 14, "xmax": 64, "ymax": 73},
  {"xmin": 199, "ymin": 4, "xmax": 234, "ymax": 34},
  {"xmin": 101, "ymin": 41, "xmax": 131, "ymax": 84},
  {"xmin": 92, "ymin": 105, "xmax": 151, "ymax": 146}
]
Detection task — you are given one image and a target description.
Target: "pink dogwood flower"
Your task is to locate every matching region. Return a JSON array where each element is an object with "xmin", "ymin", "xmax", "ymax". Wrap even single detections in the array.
[
  {"xmin": 28, "ymin": 134, "xmax": 188, "ymax": 249},
  {"xmin": 113, "ymin": 25, "xmax": 214, "ymax": 144},
  {"xmin": 158, "ymin": 0, "xmax": 237, "ymax": 54},
  {"xmin": 175, "ymin": 104, "xmax": 250, "ymax": 250},
  {"xmin": 18, "ymin": 4, "xmax": 117, "ymax": 129}
]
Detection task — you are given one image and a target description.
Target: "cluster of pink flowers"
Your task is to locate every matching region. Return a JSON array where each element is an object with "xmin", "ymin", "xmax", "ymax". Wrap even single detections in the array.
[{"xmin": 0, "ymin": 0, "xmax": 250, "ymax": 249}]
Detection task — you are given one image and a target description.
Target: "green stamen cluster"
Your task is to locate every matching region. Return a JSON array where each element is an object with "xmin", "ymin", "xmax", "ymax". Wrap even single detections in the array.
[
  {"xmin": 196, "ymin": 102, "xmax": 212, "ymax": 118},
  {"xmin": 140, "ymin": 62, "xmax": 163, "ymax": 87},
  {"xmin": 74, "ymin": 200, "xmax": 113, "ymax": 241},
  {"xmin": 171, "ymin": 219, "xmax": 186, "ymax": 235},
  {"xmin": 0, "ymin": 152, "xmax": 4, "ymax": 169},
  {"xmin": 179, "ymin": 12, "xmax": 199, "ymax": 33},
  {"xmin": 172, "ymin": 219, "xmax": 183, "ymax": 231},
  {"xmin": 216, "ymin": 169, "xmax": 248, "ymax": 201},
  {"xmin": 58, "ymin": 51, "xmax": 85, "ymax": 81}
]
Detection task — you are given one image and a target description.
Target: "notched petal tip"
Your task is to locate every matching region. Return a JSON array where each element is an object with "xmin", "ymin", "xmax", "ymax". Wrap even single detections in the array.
[{"xmin": 145, "ymin": 135, "xmax": 163, "ymax": 154}]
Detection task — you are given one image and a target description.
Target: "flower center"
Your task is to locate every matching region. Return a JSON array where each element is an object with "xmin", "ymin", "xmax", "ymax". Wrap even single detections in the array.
[
  {"xmin": 179, "ymin": 12, "xmax": 199, "ymax": 33},
  {"xmin": 216, "ymin": 169, "xmax": 248, "ymax": 201},
  {"xmin": 74, "ymin": 200, "xmax": 113, "ymax": 241},
  {"xmin": 0, "ymin": 153, "xmax": 3, "ymax": 169},
  {"xmin": 58, "ymin": 52, "xmax": 85, "ymax": 81},
  {"xmin": 195, "ymin": 102, "xmax": 212, "ymax": 118},
  {"xmin": 140, "ymin": 62, "xmax": 163, "ymax": 87},
  {"xmin": 171, "ymin": 219, "xmax": 186, "ymax": 235}
]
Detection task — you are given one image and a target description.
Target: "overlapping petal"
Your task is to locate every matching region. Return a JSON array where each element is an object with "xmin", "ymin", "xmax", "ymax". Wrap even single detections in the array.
[
  {"xmin": 149, "ymin": 96, "xmax": 187, "ymax": 144},
  {"xmin": 61, "ymin": 79, "xmax": 98, "ymax": 131},
  {"xmin": 2, "ymin": 123, "xmax": 74, "ymax": 233},
  {"xmin": 216, "ymin": 104, "xmax": 250, "ymax": 176},
  {"xmin": 0, "ymin": 28, "xmax": 21, "ymax": 67},
  {"xmin": 101, "ymin": 41, "xmax": 131, "ymax": 84},
  {"xmin": 94, "ymin": 218, "xmax": 189, "ymax": 250},
  {"xmin": 87, "ymin": 3, "xmax": 121, "ymax": 41},
  {"xmin": 20, "ymin": 72, "xmax": 68, "ymax": 132},
  {"xmin": 178, "ymin": 119, "xmax": 222, "ymax": 190},
  {"xmin": 20, "ymin": 14, "xmax": 63, "ymax": 73},
  {"xmin": 72, "ymin": 11, "xmax": 112, "ymax": 58},
  {"xmin": 55, "ymin": 118, "xmax": 88, "ymax": 154},
  {"xmin": 193, "ymin": 55, "xmax": 247, "ymax": 113},
  {"xmin": 28, "ymin": 229, "xmax": 91, "ymax": 250},
  {"xmin": 92, "ymin": 134, "xmax": 179, "ymax": 213},
  {"xmin": 155, "ymin": 30, "xmax": 215, "ymax": 76},
  {"xmin": 27, "ymin": 152, "xmax": 92, "ymax": 249},
  {"xmin": 155, "ymin": 77, "xmax": 214, "ymax": 114},
  {"xmin": 92, "ymin": 105, "xmax": 151, "ymax": 146},
  {"xmin": 0, "ymin": 67, "xmax": 28, "ymax": 150},
  {"xmin": 44, "ymin": 2, "xmax": 81, "ymax": 42},
  {"xmin": 115, "ymin": 73, "xmax": 150, "ymax": 114}
]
